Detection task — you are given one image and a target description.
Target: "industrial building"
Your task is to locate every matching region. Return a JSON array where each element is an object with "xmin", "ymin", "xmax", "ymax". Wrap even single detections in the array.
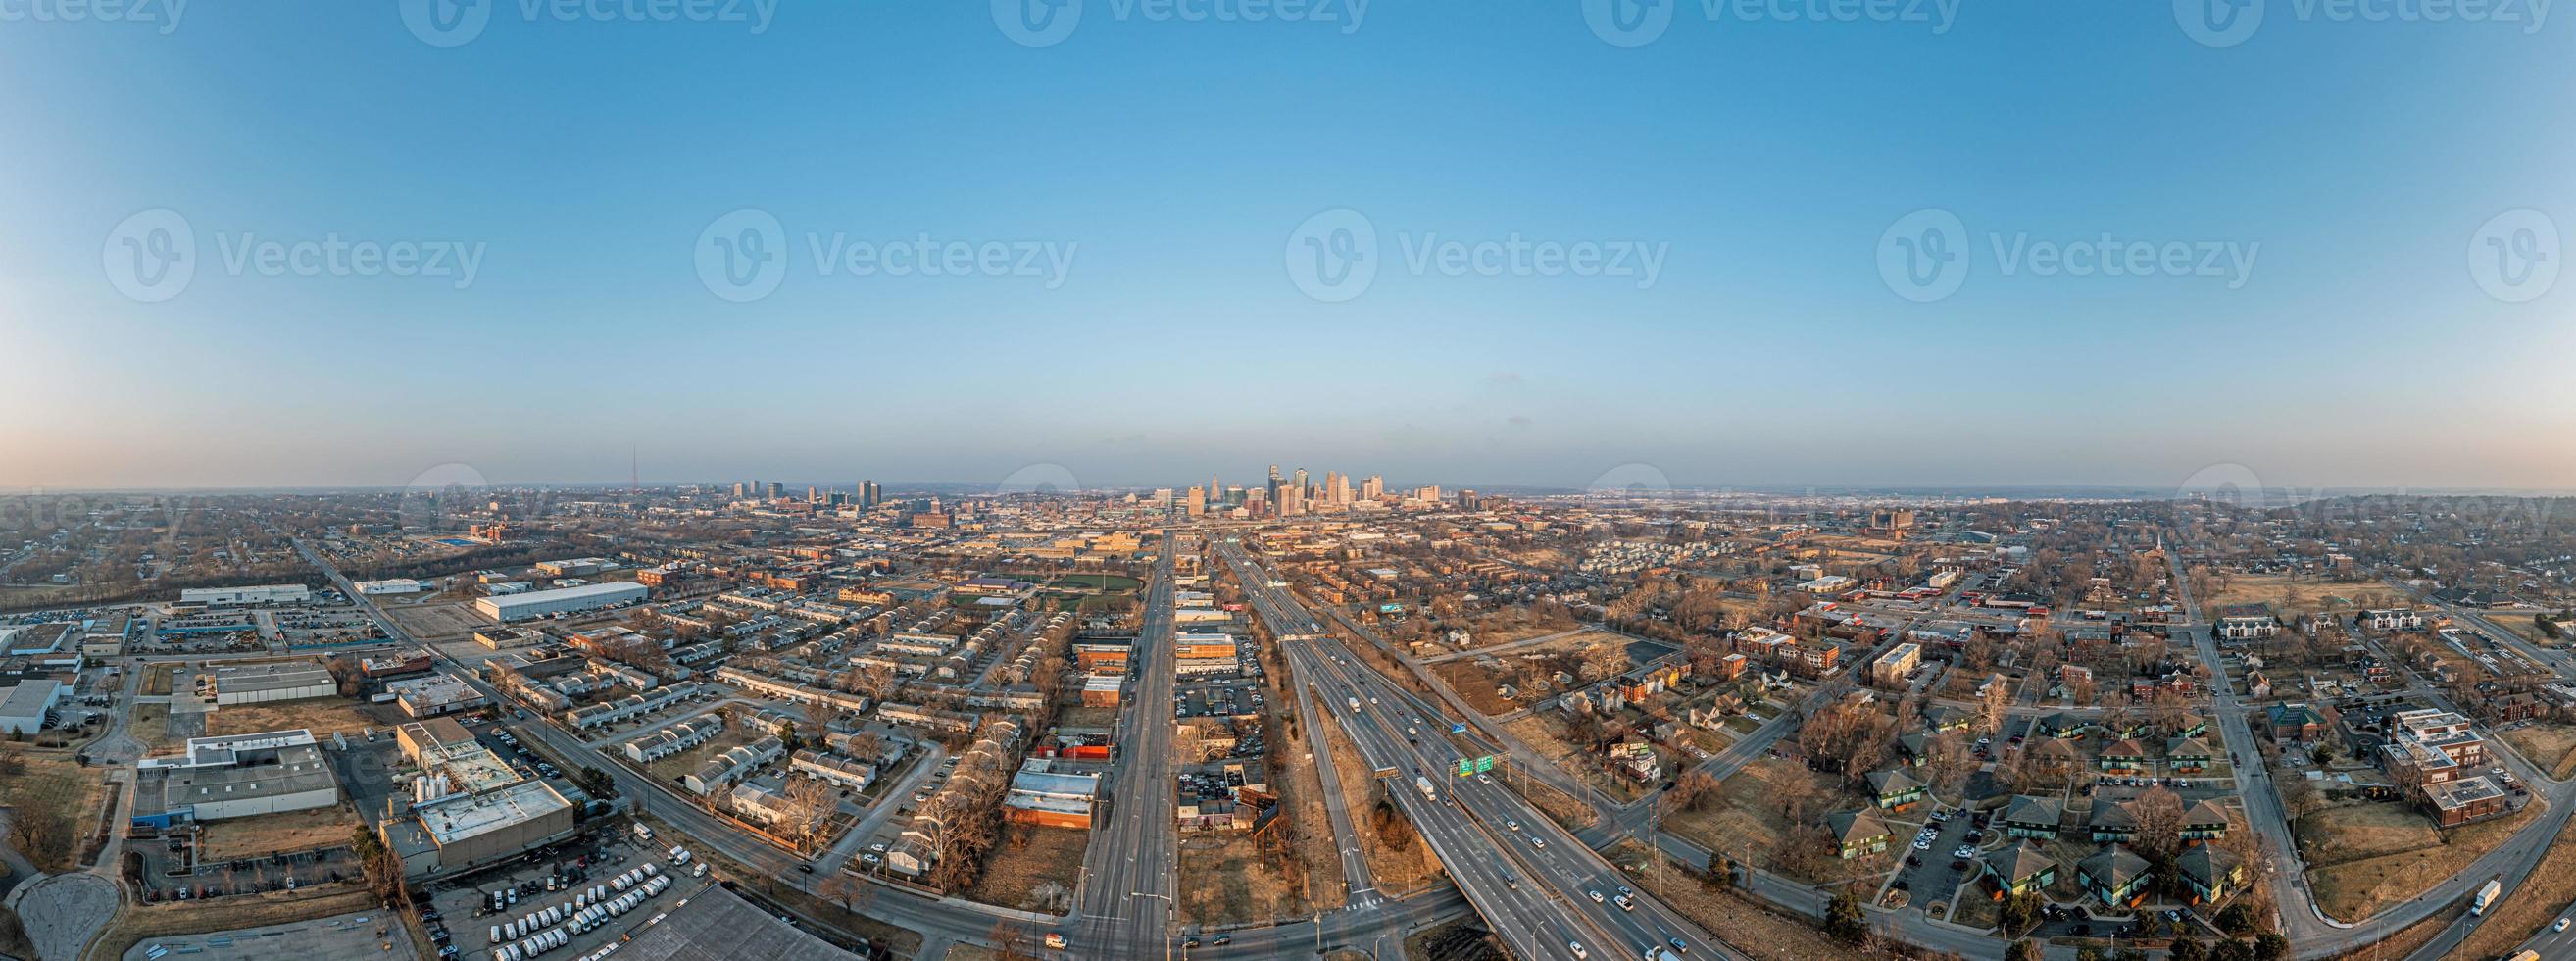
[
  {"xmin": 536, "ymin": 557, "xmax": 616, "ymax": 578},
  {"xmin": 388, "ymin": 673, "xmax": 489, "ymax": 717},
  {"xmin": 383, "ymin": 778, "xmax": 577, "ymax": 878},
  {"xmin": 355, "ymin": 579, "xmax": 431, "ymax": 595},
  {"xmin": 475, "ymin": 627, "xmax": 546, "ymax": 649},
  {"xmin": 180, "ymin": 584, "xmax": 312, "ymax": 608},
  {"xmin": 209, "ymin": 662, "xmax": 338, "ymax": 705},
  {"xmin": 0, "ymin": 679, "xmax": 62, "ymax": 735},
  {"xmin": 475, "ymin": 581, "xmax": 648, "ymax": 622},
  {"xmin": 131, "ymin": 730, "xmax": 342, "ymax": 830}
]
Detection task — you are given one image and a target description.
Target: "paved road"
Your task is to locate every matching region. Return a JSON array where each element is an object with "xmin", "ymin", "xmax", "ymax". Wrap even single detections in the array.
[
  {"xmin": 1224, "ymin": 541, "xmax": 1735, "ymax": 961},
  {"xmin": 1073, "ymin": 541, "xmax": 1178, "ymax": 958},
  {"xmin": 1287, "ymin": 668, "xmax": 1378, "ymax": 904}
]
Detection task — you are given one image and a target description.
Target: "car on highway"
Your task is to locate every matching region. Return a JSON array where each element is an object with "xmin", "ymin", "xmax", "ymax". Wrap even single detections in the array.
[
  {"xmin": 1588, "ymin": 890, "xmax": 1605, "ymax": 903},
  {"xmin": 1506, "ymin": 819, "xmax": 1521, "ymax": 831},
  {"xmin": 1530, "ymin": 836, "xmax": 1547, "ymax": 849},
  {"xmin": 1567, "ymin": 942, "xmax": 1588, "ymax": 959},
  {"xmin": 1668, "ymin": 937, "xmax": 1690, "ymax": 953},
  {"xmin": 2558, "ymin": 917, "xmax": 2571, "ymax": 933}
]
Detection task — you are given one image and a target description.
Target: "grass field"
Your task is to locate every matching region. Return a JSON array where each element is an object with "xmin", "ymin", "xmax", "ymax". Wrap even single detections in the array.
[
  {"xmin": 2306, "ymin": 798, "xmax": 2541, "ymax": 921},
  {"xmin": 966, "ymin": 825, "xmax": 1086, "ymax": 913},
  {"xmin": 1057, "ymin": 573, "xmax": 1140, "ymax": 592},
  {"xmin": 1431, "ymin": 660, "xmax": 1520, "ymax": 715},
  {"xmin": 0, "ymin": 747, "xmax": 106, "ymax": 872},
  {"xmin": 2295, "ymin": 800, "xmax": 2444, "ymax": 868},
  {"xmin": 2503, "ymin": 725, "xmax": 2576, "ymax": 781},
  {"xmin": 198, "ymin": 806, "xmax": 364, "ymax": 861},
  {"xmin": 2485, "ymin": 611, "xmax": 2559, "ymax": 646},
  {"xmin": 2204, "ymin": 573, "xmax": 2394, "ymax": 613},
  {"xmin": 1662, "ymin": 758, "xmax": 1865, "ymax": 883}
]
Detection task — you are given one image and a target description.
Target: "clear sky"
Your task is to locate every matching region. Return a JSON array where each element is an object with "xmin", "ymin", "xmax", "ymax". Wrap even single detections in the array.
[{"xmin": 2, "ymin": 1, "xmax": 2570, "ymax": 493}]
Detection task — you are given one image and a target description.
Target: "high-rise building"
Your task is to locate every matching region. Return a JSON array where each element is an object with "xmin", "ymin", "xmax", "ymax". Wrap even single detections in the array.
[
  {"xmin": 1362, "ymin": 475, "xmax": 1384, "ymax": 499},
  {"xmin": 1186, "ymin": 486, "xmax": 1206, "ymax": 517},
  {"xmin": 767, "ymin": 481, "xmax": 783, "ymax": 500},
  {"xmin": 862, "ymin": 481, "xmax": 882, "ymax": 508}
]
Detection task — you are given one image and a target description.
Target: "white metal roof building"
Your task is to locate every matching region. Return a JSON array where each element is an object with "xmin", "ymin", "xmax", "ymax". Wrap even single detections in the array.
[
  {"xmin": 474, "ymin": 581, "xmax": 648, "ymax": 622},
  {"xmin": 180, "ymin": 584, "xmax": 311, "ymax": 607},
  {"xmin": 0, "ymin": 679, "xmax": 62, "ymax": 735}
]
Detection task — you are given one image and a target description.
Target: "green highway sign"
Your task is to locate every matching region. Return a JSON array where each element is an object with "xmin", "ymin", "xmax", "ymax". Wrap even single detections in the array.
[
  {"xmin": 1457, "ymin": 759, "xmax": 1473, "ymax": 777},
  {"xmin": 1474, "ymin": 755, "xmax": 1497, "ymax": 773}
]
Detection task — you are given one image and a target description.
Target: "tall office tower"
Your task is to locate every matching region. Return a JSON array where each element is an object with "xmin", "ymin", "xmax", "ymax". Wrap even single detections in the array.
[
  {"xmin": 1186, "ymin": 486, "xmax": 1206, "ymax": 517},
  {"xmin": 767, "ymin": 481, "xmax": 783, "ymax": 500},
  {"xmin": 1293, "ymin": 468, "xmax": 1309, "ymax": 499},
  {"xmin": 1266, "ymin": 465, "xmax": 1282, "ymax": 510},
  {"xmin": 1363, "ymin": 475, "xmax": 1383, "ymax": 499},
  {"xmin": 1246, "ymin": 488, "xmax": 1266, "ymax": 516},
  {"xmin": 1211, "ymin": 473, "xmax": 1220, "ymax": 507},
  {"xmin": 731, "ymin": 482, "xmax": 746, "ymax": 498},
  {"xmin": 1324, "ymin": 472, "xmax": 1338, "ymax": 503},
  {"xmin": 808, "ymin": 485, "xmax": 821, "ymax": 503},
  {"xmin": 1417, "ymin": 485, "xmax": 1442, "ymax": 502},
  {"xmin": 1330, "ymin": 472, "xmax": 1351, "ymax": 504},
  {"xmin": 752, "ymin": 480, "xmax": 764, "ymax": 499},
  {"xmin": 863, "ymin": 481, "xmax": 881, "ymax": 508},
  {"xmin": 1153, "ymin": 487, "xmax": 1174, "ymax": 507}
]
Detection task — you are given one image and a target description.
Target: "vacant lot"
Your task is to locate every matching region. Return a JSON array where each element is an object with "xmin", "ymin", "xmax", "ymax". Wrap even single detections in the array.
[
  {"xmin": 1431, "ymin": 660, "xmax": 1520, "ymax": 715},
  {"xmin": 2204, "ymin": 574, "xmax": 2390, "ymax": 614},
  {"xmin": 2486, "ymin": 612, "xmax": 2559, "ymax": 646},
  {"xmin": 966, "ymin": 825, "xmax": 1086, "ymax": 914},
  {"xmin": 2502, "ymin": 724, "xmax": 2576, "ymax": 781},
  {"xmin": 2296, "ymin": 800, "xmax": 2443, "ymax": 867},
  {"xmin": 1177, "ymin": 830, "xmax": 1314, "ymax": 926},
  {"xmin": 78, "ymin": 883, "xmax": 378, "ymax": 961},
  {"xmin": 0, "ymin": 747, "xmax": 106, "ymax": 872},
  {"xmin": 142, "ymin": 664, "xmax": 176, "ymax": 695},
  {"xmin": 207, "ymin": 698, "xmax": 389, "ymax": 739},
  {"xmin": 199, "ymin": 806, "xmax": 363, "ymax": 861},
  {"xmin": 131, "ymin": 702, "xmax": 176, "ymax": 752},
  {"xmin": 1663, "ymin": 757, "xmax": 1866, "ymax": 884},
  {"xmin": 2306, "ymin": 798, "xmax": 2542, "ymax": 921}
]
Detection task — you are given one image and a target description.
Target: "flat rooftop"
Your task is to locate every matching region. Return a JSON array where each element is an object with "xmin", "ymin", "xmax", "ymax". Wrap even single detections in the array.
[{"xmin": 416, "ymin": 779, "xmax": 570, "ymax": 845}]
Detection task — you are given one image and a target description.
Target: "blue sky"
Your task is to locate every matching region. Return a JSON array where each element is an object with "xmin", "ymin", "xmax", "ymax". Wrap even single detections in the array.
[{"xmin": 2, "ymin": 0, "xmax": 2570, "ymax": 492}]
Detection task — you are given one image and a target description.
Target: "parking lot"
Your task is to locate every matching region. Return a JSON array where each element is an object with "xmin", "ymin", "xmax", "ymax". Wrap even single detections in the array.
[
  {"xmin": 418, "ymin": 828, "xmax": 704, "ymax": 960},
  {"xmin": 1887, "ymin": 807, "xmax": 1982, "ymax": 913},
  {"xmin": 121, "ymin": 907, "xmax": 418, "ymax": 961}
]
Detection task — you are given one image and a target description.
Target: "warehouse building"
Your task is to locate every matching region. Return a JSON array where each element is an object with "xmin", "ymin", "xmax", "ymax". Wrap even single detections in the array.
[
  {"xmin": 0, "ymin": 679, "xmax": 62, "ymax": 735},
  {"xmin": 180, "ymin": 584, "xmax": 312, "ymax": 608},
  {"xmin": 210, "ymin": 662, "xmax": 337, "ymax": 705},
  {"xmin": 355, "ymin": 579, "xmax": 430, "ymax": 595},
  {"xmin": 382, "ymin": 777, "xmax": 577, "ymax": 879},
  {"xmin": 131, "ymin": 730, "xmax": 341, "ymax": 829},
  {"xmin": 388, "ymin": 673, "xmax": 488, "ymax": 718},
  {"xmin": 475, "ymin": 581, "xmax": 648, "ymax": 622}
]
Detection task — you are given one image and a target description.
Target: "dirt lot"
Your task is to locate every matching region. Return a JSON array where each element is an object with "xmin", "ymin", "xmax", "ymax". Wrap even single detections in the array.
[
  {"xmin": 197, "ymin": 806, "xmax": 363, "ymax": 861},
  {"xmin": 1431, "ymin": 660, "xmax": 1521, "ymax": 715},
  {"xmin": 142, "ymin": 664, "xmax": 176, "ymax": 695},
  {"xmin": 966, "ymin": 825, "xmax": 1087, "ymax": 913},
  {"xmin": 1317, "ymin": 709, "xmax": 1441, "ymax": 896},
  {"xmin": 1177, "ymin": 830, "xmax": 1316, "ymax": 926},
  {"xmin": 378, "ymin": 601, "xmax": 490, "ymax": 642},
  {"xmin": 131, "ymin": 702, "xmax": 176, "ymax": 752},
  {"xmin": 2306, "ymin": 798, "xmax": 2542, "ymax": 921},
  {"xmin": 1600, "ymin": 841, "xmax": 1851, "ymax": 961},
  {"xmin": 1461, "ymin": 608, "xmax": 1581, "ymax": 645},
  {"xmin": 0, "ymin": 747, "xmax": 108, "ymax": 872},
  {"xmin": 2503, "ymin": 724, "xmax": 2576, "ymax": 781},
  {"xmin": 207, "ymin": 698, "xmax": 397, "ymax": 739}
]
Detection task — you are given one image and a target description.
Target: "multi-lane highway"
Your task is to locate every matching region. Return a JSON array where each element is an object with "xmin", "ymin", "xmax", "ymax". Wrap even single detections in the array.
[
  {"xmin": 1222, "ymin": 540, "xmax": 1731, "ymax": 961},
  {"xmin": 1075, "ymin": 541, "xmax": 1179, "ymax": 958}
]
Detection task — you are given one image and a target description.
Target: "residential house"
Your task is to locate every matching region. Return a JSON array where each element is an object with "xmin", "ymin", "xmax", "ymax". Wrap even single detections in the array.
[
  {"xmin": 1825, "ymin": 810, "xmax": 1893, "ymax": 860},
  {"xmin": 2077, "ymin": 845, "xmax": 2154, "ymax": 909},
  {"xmin": 2000, "ymin": 795, "xmax": 2063, "ymax": 840},
  {"xmin": 2176, "ymin": 845, "xmax": 2247, "ymax": 905},
  {"xmin": 1981, "ymin": 840, "xmax": 2058, "ymax": 897},
  {"xmin": 1866, "ymin": 769, "xmax": 1927, "ymax": 811}
]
